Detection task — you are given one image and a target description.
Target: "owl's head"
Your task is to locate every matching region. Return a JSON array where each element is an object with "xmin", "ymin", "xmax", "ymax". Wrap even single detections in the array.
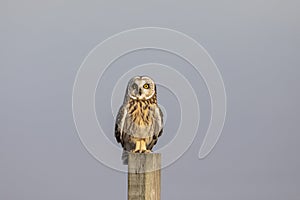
[{"xmin": 127, "ymin": 76, "xmax": 156, "ymax": 100}]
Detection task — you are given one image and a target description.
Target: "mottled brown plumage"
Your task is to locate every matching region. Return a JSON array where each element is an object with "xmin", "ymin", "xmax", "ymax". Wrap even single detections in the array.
[{"xmin": 115, "ymin": 76, "xmax": 163, "ymax": 164}]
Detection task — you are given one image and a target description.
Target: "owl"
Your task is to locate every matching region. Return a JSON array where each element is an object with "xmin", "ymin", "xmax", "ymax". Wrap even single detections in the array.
[{"xmin": 115, "ymin": 76, "xmax": 163, "ymax": 164}]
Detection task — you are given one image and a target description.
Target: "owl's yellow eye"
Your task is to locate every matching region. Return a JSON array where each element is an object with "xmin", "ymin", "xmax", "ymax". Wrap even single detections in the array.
[{"xmin": 143, "ymin": 84, "xmax": 149, "ymax": 89}]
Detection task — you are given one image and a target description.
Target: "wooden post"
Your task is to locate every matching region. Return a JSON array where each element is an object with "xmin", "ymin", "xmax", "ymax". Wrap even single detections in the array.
[{"xmin": 128, "ymin": 153, "xmax": 161, "ymax": 200}]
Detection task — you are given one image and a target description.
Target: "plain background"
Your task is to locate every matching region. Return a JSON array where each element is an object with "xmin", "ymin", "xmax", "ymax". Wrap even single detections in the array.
[{"xmin": 1, "ymin": 1, "xmax": 300, "ymax": 199}]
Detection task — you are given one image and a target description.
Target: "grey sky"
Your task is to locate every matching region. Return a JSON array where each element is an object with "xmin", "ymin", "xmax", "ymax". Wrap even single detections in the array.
[{"xmin": 1, "ymin": 1, "xmax": 300, "ymax": 200}]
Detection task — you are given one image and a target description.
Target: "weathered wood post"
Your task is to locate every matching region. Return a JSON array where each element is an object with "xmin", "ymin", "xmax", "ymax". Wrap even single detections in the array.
[{"xmin": 128, "ymin": 153, "xmax": 161, "ymax": 200}]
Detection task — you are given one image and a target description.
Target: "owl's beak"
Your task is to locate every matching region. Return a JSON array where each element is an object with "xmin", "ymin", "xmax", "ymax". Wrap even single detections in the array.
[{"xmin": 138, "ymin": 88, "xmax": 142, "ymax": 95}]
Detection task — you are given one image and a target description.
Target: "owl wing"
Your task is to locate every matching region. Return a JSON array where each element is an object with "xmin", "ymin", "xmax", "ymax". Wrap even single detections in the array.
[
  {"xmin": 147, "ymin": 106, "xmax": 164, "ymax": 150},
  {"xmin": 156, "ymin": 106, "xmax": 164, "ymax": 137},
  {"xmin": 115, "ymin": 105, "xmax": 128, "ymax": 147}
]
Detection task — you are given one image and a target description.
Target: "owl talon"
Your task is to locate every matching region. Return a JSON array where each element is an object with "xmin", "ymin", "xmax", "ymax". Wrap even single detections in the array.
[
  {"xmin": 132, "ymin": 140, "xmax": 141, "ymax": 153},
  {"xmin": 140, "ymin": 149, "xmax": 152, "ymax": 153},
  {"xmin": 140, "ymin": 140, "xmax": 148, "ymax": 153}
]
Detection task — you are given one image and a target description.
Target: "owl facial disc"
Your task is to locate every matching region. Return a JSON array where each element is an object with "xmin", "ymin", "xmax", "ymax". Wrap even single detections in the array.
[{"xmin": 127, "ymin": 76, "xmax": 156, "ymax": 100}]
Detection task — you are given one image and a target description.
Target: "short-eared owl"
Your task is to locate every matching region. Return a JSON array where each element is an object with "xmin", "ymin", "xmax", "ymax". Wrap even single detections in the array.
[{"xmin": 115, "ymin": 76, "xmax": 163, "ymax": 164}]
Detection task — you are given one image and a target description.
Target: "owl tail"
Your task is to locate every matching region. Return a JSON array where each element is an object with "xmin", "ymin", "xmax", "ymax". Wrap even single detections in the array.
[{"xmin": 122, "ymin": 150, "xmax": 129, "ymax": 165}]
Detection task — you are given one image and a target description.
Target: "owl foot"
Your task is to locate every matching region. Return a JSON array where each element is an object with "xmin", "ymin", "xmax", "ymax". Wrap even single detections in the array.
[
  {"xmin": 132, "ymin": 140, "xmax": 152, "ymax": 153},
  {"xmin": 140, "ymin": 149, "xmax": 152, "ymax": 153},
  {"xmin": 132, "ymin": 140, "xmax": 141, "ymax": 153},
  {"xmin": 139, "ymin": 140, "xmax": 151, "ymax": 153}
]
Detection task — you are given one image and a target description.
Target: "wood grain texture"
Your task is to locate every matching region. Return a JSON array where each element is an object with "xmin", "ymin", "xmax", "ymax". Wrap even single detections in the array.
[{"xmin": 128, "ymin": 153, "xmax": 161, "ymax": 200}]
